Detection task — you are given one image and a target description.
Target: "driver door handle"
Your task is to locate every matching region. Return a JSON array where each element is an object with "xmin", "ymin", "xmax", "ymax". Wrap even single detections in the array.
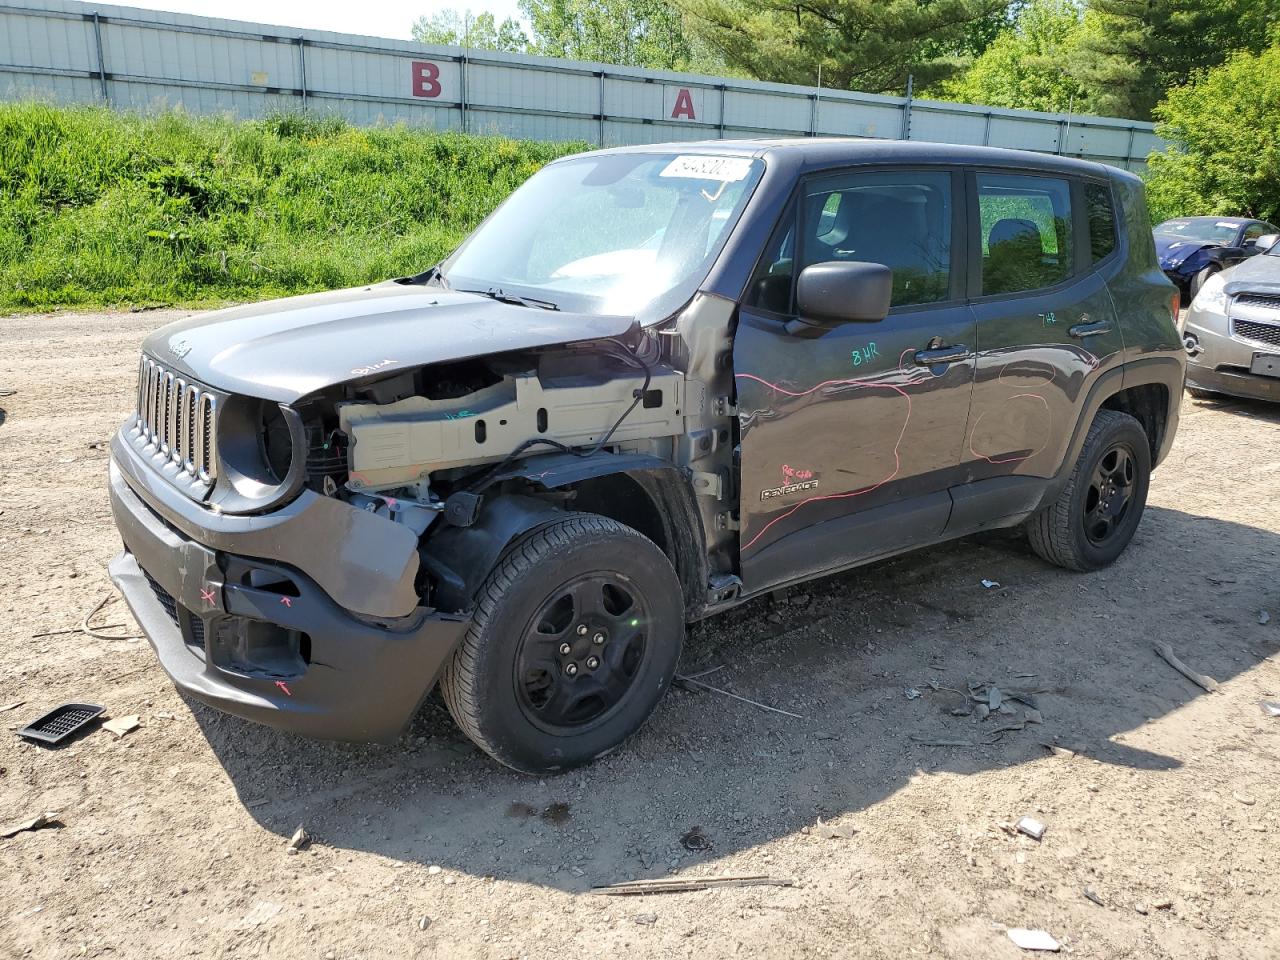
[
  {"xmin": 913, "ymin": 343, "xmax": 971, "ymax": 366},
  {"xmin": 1069, "ymin": 319, "xmax": 1113, "ymax": 339}
]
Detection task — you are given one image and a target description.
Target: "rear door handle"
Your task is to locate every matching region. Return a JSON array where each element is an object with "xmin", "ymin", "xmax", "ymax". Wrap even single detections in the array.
[
  {"xmin": 1069, "ymin": 319, "xmax": 1113, "ymax": 339},
  {"xmin": 914, "ymin": 344, "xmax": 971, "ymax": 366}
]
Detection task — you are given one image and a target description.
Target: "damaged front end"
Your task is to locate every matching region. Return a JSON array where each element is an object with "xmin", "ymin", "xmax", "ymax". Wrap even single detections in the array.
[{"xmin": 107, "ymin": 297, "xmax": 738, "ymax": 741}]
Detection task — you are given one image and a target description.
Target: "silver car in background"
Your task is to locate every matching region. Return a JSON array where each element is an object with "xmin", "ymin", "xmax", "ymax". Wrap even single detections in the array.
[{"xmin": 1182, "ymin": 233, "xmax": 1280, "ymax": 402}]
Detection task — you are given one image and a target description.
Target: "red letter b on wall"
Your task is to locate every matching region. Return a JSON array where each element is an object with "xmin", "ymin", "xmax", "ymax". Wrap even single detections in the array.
[{"xmin": 411, "ymin": 61, "xmax": 442, "ymax": 98}]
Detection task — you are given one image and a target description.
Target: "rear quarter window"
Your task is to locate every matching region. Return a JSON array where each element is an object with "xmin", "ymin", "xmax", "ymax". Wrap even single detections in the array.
[{"xmin": 1085, "ymin": 182, "xmax": 1117, "ymax": 262}]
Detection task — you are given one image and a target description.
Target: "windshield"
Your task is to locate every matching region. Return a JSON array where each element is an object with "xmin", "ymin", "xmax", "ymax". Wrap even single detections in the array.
[
  {"xmin": 441, "ymin": 152, "xmax": 764, "ymax": 321},
  {"xmin": 1155, "ymin": 218, "xmax": 1241, "ymax": 245}
]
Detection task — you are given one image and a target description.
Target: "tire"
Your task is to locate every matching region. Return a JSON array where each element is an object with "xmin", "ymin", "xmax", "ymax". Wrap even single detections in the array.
[
  {"xmin": 1186, "ymin": 385, "xmax": 1218, "ymax": 400},
  {"xmin": 439, "ymin": 513, "xmax": 684, "ymax": 773},
  {"xmin": 1026, "ymin": 409, "xmax": 1151, "ymax": 572},
  {"xmin": 1189, "ymin": 265, "xmax": 1218, "ymax": 302}
]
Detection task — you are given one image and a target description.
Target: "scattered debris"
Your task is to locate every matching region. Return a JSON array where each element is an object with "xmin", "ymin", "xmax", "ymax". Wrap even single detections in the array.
[
  {"xmin": 18, "ymin": 702, "xmax": 105, "ymax": 745},
  {"xmin": 1134, "ymin": 903, "xmax": 1149, "ymax": 915},
  {"xmin": 237, "ymin": 901, "xmax": 283, "ymax": 929},
  {"xmin": 1006, "ymin": 928, "xmax": 1061, "ymax": 952},
  {"xmin": 988, "ymin": 686, "xmax": 1004, "ymax": 710},
  {"xmin": 814, "ymin": 820, "xmax": 853, "ymax": 840},
  {"xmin": 0, "ymin": 387, "xmax": 15, "ymax": 398},
  {"xmin": 633, "ymin": 913, "xmax": 658, "ymax": 925},
  {"xmin": 591, "ymin": 875, "xmax": 793, "ymax": 896},
  {"xmin": 1233, "ymin": 792, "xmax": 1256, "ymax": 806},
  {"xmin": 102, "ymin": 715, "xmax": 141, "ymax": 739},
  {"xmin": 1259, "ymin": 701, "xmax": 1280, "ymax": 717},
  {"xmin": 1024, "ymin": 709, "xmax": 1043, "ymax": 724},
  {"xmin": 679, "ymin": 827, "xmax": 711, "ymax": 852},
  {"xmin": 904, "ymin": 687, "xmax": 922, "ymax": 701},
  {"xmin": 418, "ymin": 916, "xmax": 432, "ymax": 931},
  {"xmin": 1206, "ymin": 575, "xmax": 1237, "ymax": 585},
  {"xmin": 427, "ymin": 865, "xmax": 442, "ymax": 876},
  {"xmin": 0, "ymin": 701, "xmax": 24, "ymax": 713},
  {"xmin": 983, "ymin": 722, "xmax": 1027, "ymax": 743},
  {"xmin": 975, "ymin": 704, "xmax": 991, "ymax": 721},
  {"xmin": 1260, "ymin": 610, "xmax": 1271, "ymax": 626},
  {"xmin": 909, "ymin": 736, "xmax": 975, "ymax": 747},
  {"xmin": 1016, "ymin": 816, "xmax": 1047, "ymax": 841},
  {"xmin": 1153, "ymin": 642, "xmax": 1220, "ymax": 692},
  {"xmin": 674, "ymin": 674, "xmax": 806, "ymax": 720},
  {"xmin": 981, "ymin": 579, "xmax": 1001, "ymax": 589},
  {"xmin": 80, "ymin": 593, "xmax": 144, "ymax": 642},
  {"xmin": 1083, "ymin": 887, "xmax": 1105, "ymax": 907},
  {"xmin": 1, "ymin": 813, "xmax": 59, "ymax": 839},
  {"xmin": 286, "ymin": 825, "xmax": 310, "ymax": 852},
  {"xmin": 1041, "ymin": 743, "xmax": 1076, "ymax": 759},
  {"xmin": 1153, "ymin": 899, "xmax": 1174, "ymax": 911}
]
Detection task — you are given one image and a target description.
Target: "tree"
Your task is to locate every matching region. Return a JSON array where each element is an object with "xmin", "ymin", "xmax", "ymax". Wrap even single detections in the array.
[
  {"xmin": 519, "ymin": 0, "xmax": 715, "ymax": 71},
  {"xmin": 679, "ymin": 0, "xmax": 1008, "ymax": 94},
  {"xmin": 932, "ymin": 0, "xmax": 1091, "ymax": 113},
  {"xmin": 1074, "ymin": 0, "xmax": 1280, "ymax": 120},
  {"xmin": 411, "ymin": 10, "xmax": 530, "ymax": 52},
  {"xmin": 1144, "ymin": 42, "xmax": 1280, "ymax": 223}
]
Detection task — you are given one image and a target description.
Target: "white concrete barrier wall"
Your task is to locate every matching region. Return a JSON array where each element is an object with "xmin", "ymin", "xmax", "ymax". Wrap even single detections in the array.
[{"xmin": 0, "ymin": 0, "xmax": 1165, "ymax": 170}]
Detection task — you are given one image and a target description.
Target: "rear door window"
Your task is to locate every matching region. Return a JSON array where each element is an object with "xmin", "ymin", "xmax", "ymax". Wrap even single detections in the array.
[{"xmin": 977, "ymin": 173, "xmax": 1074, "ymax": 296}]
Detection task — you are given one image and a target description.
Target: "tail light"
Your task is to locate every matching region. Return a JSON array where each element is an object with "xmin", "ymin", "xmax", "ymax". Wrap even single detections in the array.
[{"xmin": 1171, "ymin": 290, "xmax": 1183, "ymax": 333}]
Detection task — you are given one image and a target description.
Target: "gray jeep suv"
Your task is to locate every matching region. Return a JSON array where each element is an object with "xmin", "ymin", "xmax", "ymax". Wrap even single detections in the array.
[{"xmin": 108, "ymin": 140, "xmax": 1185, "ymax": 772}]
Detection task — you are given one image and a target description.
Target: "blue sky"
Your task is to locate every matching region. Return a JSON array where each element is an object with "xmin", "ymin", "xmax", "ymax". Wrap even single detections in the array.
[{"xmin": 114, "ymin": 1, "xmax": 527, "ymax": 39}]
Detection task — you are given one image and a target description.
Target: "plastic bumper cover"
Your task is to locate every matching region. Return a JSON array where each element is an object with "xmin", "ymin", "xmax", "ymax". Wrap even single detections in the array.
[{"xmin": 108, "ymin": 459, "xmax": 468, "ymax": 742}]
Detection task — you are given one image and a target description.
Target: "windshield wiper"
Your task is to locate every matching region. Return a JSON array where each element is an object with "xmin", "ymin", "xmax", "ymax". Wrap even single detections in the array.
[{"xmin": 461, "ymin": 287, "xmax": 560, "ymax": 311}]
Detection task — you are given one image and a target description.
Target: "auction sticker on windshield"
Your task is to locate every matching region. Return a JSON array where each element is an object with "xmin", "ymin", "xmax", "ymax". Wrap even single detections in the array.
[{"xmin": 660, "ymin": 155, "xmax": 754, "ymax": 183}]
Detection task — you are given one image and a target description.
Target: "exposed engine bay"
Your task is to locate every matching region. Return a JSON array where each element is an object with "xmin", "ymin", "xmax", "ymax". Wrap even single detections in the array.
[{"xmin": 281, "ymin": 298, "xmax": 739, "ymax": 616}]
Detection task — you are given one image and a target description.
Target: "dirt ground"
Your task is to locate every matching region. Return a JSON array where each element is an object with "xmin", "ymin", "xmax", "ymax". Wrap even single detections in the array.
[{"xmin": 1, "ymin": 309, "xmax": 1278, "ymax": 960}]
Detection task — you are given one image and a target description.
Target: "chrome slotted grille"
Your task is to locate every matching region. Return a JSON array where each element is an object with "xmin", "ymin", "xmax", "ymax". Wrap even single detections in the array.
[{"xmin": 135, "ymin": 357, "xmax": 217, "ymax": 482}]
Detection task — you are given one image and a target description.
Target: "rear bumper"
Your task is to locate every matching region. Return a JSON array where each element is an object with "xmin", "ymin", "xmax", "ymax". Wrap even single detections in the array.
[{"xmin": 109, "ymin": 460, "xmax": 468, "ymax": 742}]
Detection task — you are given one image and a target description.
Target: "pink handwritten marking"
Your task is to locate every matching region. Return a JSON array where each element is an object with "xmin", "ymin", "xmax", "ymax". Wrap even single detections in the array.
[
  {"xmin": 199, "ymin": 587, "xmax": 216, "ymax": 606},
  {"xmin": 780, "ymin": 464, "xmax": 814, "ymax": 484},
  {"xmin": 968, "ymin": 392, "xmax": 1052, "ymax": 464},
  {"xmin": 279, "ymin": 596, "xmax": 293, "ymax": 608},
  {"xmin": 735, "ymin": 373, "xmax": 913, "ymax": 552},
  {"xmin": 275, "ymin": 680, "xmax": 292, "ymax": 697}
]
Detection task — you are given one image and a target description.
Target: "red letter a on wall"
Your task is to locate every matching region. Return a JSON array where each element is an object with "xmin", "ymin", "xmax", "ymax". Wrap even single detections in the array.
[{"xmin": 671, "ymin": 88, "xmax": 696, "ymax": 120}]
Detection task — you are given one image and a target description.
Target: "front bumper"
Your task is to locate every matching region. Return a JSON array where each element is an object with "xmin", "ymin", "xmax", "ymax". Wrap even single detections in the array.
[
  {"xmin": 108, "ymin": 459, "xmax": 468, "ymax": 742},
  {"xmin": 1184, "ymin": 311, "xmax": 1280, "ymax": 403}
]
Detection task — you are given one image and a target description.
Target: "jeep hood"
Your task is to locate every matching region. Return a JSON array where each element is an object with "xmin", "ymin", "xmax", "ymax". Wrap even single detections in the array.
[{"xmin": 142, "ymin": 283, "xmax": 635, "ymax": 403}]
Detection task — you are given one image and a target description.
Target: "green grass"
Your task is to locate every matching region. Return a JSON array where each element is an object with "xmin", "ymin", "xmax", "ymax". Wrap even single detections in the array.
[{"xmin": 0, "ymin": 103, "xmax": 585, "ymax": 310}]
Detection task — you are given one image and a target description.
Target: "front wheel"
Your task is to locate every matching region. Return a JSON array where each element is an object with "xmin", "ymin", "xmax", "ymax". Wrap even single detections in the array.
[
  {"xmin": 1189, "ymin": 265, "xmax": 1218, "ymax": 302},
  {"xmin": 1026, "ymin": 409, "xmax": 1151, "ymax": 572},
  {"xmin": 440, "ymin": 514, "xmax": 684, "ymax": 773}
]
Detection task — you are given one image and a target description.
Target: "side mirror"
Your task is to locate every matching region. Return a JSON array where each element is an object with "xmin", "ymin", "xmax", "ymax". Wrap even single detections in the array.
[
  {"xmin": 1256, "ymin": 234, "xmax": 1280, "ymax": 252},
  {"xmin": 795, "ymin": 261, "xmax": 893, "ymax": 324}
]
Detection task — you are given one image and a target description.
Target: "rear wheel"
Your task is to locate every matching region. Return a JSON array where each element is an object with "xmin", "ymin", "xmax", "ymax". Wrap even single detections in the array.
[
  {"xmin": 1027, "ymin": 409, "xmax": 1151, "ymax": 572},
  {"xmin": 440, "ymin": 514, "xmax": 684, "ymax": 773},
  {"xmin": 1186, "ymin": 385, "xmax": 1219, "ymax": 400}
]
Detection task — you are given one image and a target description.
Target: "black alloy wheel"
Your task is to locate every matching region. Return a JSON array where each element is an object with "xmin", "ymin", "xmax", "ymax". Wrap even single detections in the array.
[
  {"xmin": 439, "ymin": 513, "xmax": 684, "ymax": 773},
  {"xmin": 1083, "ymin": 442, "xmax": 1137, "ymax": 546},
  {"xmin": 516, "ymin": 574, "xmax": 650, "ymax": 733}
]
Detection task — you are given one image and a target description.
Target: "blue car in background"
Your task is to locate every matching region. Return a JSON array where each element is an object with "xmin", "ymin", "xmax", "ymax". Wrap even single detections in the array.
[{"xmin": 1155, "ymin": 216, "xmax": 1279, "ymax": 302}]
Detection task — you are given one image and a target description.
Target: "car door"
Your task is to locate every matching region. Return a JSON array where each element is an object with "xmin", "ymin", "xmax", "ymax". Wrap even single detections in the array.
[
  {"xmin": 733, "ymin": 167, "xmax": 976, "ymax": 591},
  {"xmin": 954, "ymin": 172, "xmax": 1125, "ymax": 528}
]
